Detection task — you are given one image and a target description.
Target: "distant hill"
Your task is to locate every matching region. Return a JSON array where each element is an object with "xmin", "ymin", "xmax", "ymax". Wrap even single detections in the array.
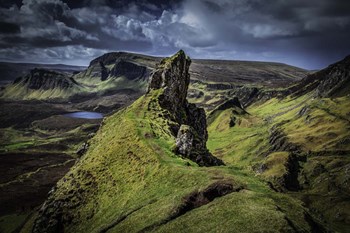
[
  {"xmin": 191, "ymin": 59, "xmax": 308, "ymax": 87},
  {"xmin": 1, "ymin": 68, "xmax": 83, "ymax": 100},
  {"xmin": 0, "ymin": 62, "xmax": 86, "ymax": 86},
  {"xmin": 81, "ymin": 51, "xmax": 309, "ymax": 87}
]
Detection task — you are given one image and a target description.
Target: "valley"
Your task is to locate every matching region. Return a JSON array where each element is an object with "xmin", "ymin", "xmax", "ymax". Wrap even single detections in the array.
[{"xmin": 0, "ymin": 51, "xmax": 349, "ymax": 233}]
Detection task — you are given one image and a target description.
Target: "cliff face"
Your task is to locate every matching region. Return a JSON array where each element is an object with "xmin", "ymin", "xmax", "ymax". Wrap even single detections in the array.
[
  {"xmin": 148, "ymin": 50, "xmax": 224, "ymax": 166},
  {"xmin": 79, "ymin": 52, "xmax": 153, "ymax": 82}
]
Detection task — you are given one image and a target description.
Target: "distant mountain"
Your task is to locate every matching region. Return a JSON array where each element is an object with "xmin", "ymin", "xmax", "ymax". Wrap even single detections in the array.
[
  {"xmin": 74, "ymin": 52, "xmax": 153, "ymax": 92},
  {"xmin": 0, "ymin": 62, "xmax": 86, "ymax": 86},
  {"xmin": 1, "ymin": 68, "xmax": 83, "ymax": 100},
  {"xmin": 1, "ymin": 52, "xmax": 309, "ymax": 107},
  {"xmin": 78, "ymin": 51, "xmax": 308, "ymax": 87}
]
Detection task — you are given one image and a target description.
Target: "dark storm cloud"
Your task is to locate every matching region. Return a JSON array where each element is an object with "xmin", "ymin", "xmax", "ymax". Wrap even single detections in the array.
[
  {"xmin": 0, "ymin": 0, "xmax": 349, "ymax": 68},
  {"xmin": 0, "ymin": 21, "xmax": 20, "ymax": 33}
]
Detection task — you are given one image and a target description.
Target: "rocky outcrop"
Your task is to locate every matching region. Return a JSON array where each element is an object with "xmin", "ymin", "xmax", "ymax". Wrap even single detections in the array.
[
  {"xmin": 148, "ymin": 50, "xmax": 191, "ymax": 115},
  {"xmin": 263, "ymin": 126, "xmax": 304, "ymax": 191},
  {"xmin": 315, "ymin": 55, "xmax": 350, "ymax": 97},
  {"xmin": 268, "ymin": 126, "xmax": 302, "ymax": 154},
  {"xmin": 214, "ymin": 97, "xmax": 244, "ymax": 111},
  {"xmin": 76, "ymin": 142, "xmax": 89, "ymax": 156},
  {"xmin": 148, "ymin": 50, "xmax": 224, "ymax": 166},
  {"xmin": 139, "ymin": 180, "xmax": 244, "ymax": 232}
]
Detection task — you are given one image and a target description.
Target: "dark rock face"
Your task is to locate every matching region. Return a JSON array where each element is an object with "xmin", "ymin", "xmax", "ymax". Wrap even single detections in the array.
[
  {"xmin": 148, "ymin": 50, "xmax": 224, "ymax": 166},
  {"xmin": 76, "ymin": 142, "xmax": 89, "ymax": 156},
  {"xmin": 111, "ymin": 60, "xmax": 148, "ymax": 80},
  {"xmin": 215, "ymin": 97, "xmax": 244, "ymax": 111},
  {"xmin": 86, "ymin": 52, "xmax": 154, "ymax": 83},
  {"xmin": 17, "ymin": 68, "xmax": 77, "ymax": 90},
  {"xmin": 148, "ymin": 50, "xmax": 191, "ymax": 115},
  {"xmin": 266, "ymin": 126, "xmax": 303, "ymax": 191},
  {"xmin": 279, "ymin": 153, "xmax": 301, "ymax": 192},
  {"xmin": 176, "ymin": 125, "xmax": 194, "ymax": 156},
  {"xmin": 167, "ymin": 181, "xmax": 242, "ymax": 222},
  {"xmin": 99, "ymin": 61, "xmax": 109, "ymax": 81}
]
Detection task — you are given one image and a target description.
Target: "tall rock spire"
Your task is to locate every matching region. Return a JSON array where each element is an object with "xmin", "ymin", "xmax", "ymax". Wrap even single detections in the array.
[{"xmin": 148, "ymin": 50, "xmax": 224, "ymax": 166}]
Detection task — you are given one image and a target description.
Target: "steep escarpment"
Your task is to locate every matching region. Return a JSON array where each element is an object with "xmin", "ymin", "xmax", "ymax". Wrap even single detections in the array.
[
  {"xmin": 75, "ymin": 52, "xmax": 154, "ymax": 86},
  {"xmin": 0, "ymin": 68, "xmax": 82, "ymax": 100}
]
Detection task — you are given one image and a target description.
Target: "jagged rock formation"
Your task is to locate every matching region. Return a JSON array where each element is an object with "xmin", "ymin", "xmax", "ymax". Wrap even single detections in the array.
[
  {"xmin": 148, "ymin": 50, "xmax": 224, "ymax": 166},
  {"xmin": 290, "ymin": 55, "xmax": 350, "ymax": 97}
]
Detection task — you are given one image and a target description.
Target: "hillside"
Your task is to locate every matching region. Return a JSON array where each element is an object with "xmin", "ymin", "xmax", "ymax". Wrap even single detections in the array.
[
  {"xmin": 207, "ymin": 55, "xmax": 350, "ymax": 232},
  {"xmin": 0, "ymin": 62, "xmax": 85, "ymax": 86},
  {"xmin": 0, "ymin": 51, "xmax": 349, "ymax": 233},
  {"xmin": 28, "ymin": 51, "xmax": 327, "ymax": 233},
  {"xmin": 0, "ymin": 69, "xmax": 84, "ymax": 100}
]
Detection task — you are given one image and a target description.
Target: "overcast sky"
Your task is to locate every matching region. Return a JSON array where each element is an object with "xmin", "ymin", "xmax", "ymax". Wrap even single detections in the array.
[{"xmin": 0, "ymin": 0, "xmax": 349, "ymax": 69}]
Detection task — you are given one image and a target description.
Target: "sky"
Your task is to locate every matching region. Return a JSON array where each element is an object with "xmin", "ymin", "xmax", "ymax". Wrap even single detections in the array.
[{"xmin": 0, "ymin": 0, "xmax": 349, "ymax": 69}]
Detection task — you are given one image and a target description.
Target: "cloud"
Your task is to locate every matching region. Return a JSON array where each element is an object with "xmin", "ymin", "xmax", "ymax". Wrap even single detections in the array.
[
  {"xmin": 0, "ymin": 0, "xmax": 349, "ymax": 69},
  {"xmin": 0, "ymin": 45, "xmax": 109, "ymax": 65},
  {"xmin": 0, "ymin": 21, "xmax": 20, "ymax": 34}
]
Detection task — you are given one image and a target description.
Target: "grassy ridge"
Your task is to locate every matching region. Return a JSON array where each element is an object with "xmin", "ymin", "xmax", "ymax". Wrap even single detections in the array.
[{"xmin": 29, "ymin": 89, "xmax": 322, "ymax": 232}]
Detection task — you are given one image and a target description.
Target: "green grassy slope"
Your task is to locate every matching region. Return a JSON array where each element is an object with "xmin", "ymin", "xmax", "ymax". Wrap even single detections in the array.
[
  {"xmin": 29, "ymin": 87, "xmax": 322, "ymax": 233},
  {"xmin": 207, "ymin": 92, "xmax": 350, "ymax": 232}
]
